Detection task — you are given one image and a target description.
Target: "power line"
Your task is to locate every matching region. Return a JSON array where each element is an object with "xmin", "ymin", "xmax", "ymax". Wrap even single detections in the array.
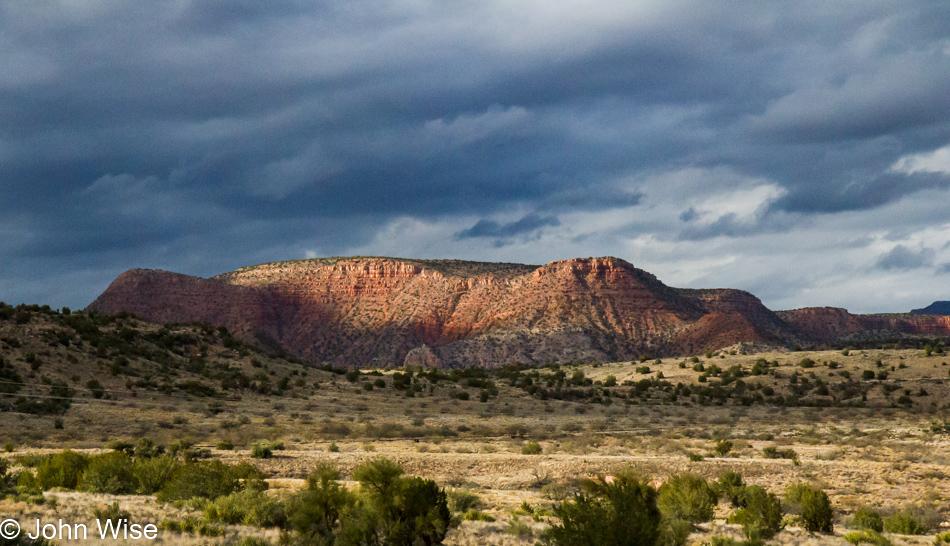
[{"xmin": 0, "ymin": 378, "xmax": 175, "ymax": 396}]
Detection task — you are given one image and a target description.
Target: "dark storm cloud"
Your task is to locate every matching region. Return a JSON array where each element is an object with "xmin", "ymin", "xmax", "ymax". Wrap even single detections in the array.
[
  {"xmin": 2, "ymin": 1, "xmax": 950, "ymax": 309},
  {"xmin": 677, "ymin": 214, "xmax": 759, "ymax": 241},
  {"xmin": 679, "ymin": 208, "xmax": 699, "ymax": 223},
  {"xmin": 455, "ymin": 214, "xmax": 560, "ymax": 241},
  {"xmin": 772, "ymin": 171, "xmax": 950, "ymax": 214},
  {"xmin": 874, "ymin": 245, "xmax": 936, "ymax": 271}
]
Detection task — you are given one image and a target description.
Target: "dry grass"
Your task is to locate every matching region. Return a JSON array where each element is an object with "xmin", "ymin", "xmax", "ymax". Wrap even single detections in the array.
[{"xmin": 2, "ymin": 315, "xmax": 950, "ymax": 543}]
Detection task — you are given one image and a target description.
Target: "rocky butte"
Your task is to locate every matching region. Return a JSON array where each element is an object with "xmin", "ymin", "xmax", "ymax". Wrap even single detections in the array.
[{"xmin": 87, "ymin": 257, "xmax": 950, "ymax": 368}]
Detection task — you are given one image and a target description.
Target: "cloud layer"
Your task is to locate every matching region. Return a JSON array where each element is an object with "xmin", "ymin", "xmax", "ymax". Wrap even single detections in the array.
[{"xmin": 1, "ymin": 0, "xmax": 949, "ymax": 313}]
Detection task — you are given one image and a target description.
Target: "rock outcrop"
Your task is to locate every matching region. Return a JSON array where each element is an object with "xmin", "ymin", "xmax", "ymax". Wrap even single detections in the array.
[
  {"xmin": 404, "ymin": 345, "xmax": 442, "ymax": 368},
  {"xmin": 776, "ymin": 307, "xmax": 950, "ymax": 344},
  {"xmin": 87, "ymin": 256, "xmax": 950, "ymax": 367}
]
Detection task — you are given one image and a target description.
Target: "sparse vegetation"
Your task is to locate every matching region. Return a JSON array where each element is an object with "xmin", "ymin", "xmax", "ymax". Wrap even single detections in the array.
[
  {"xmin": 727, "ymin": 484, "xmax": 784, "ymax": 540},
  {"xmin": 546, "ymin": 469, "xmax": 662, "ymax": 545},
  {"xmin": 657, "ymin": 473, "xmax": 718, "ymax": 524},
  {"xmin": 1, "ymin": 308, "xmax": 950, "ymax": 544},
  {"xmin": 852, "ymin": 506, "xmax": 883, "ymax": 532},
  {"xmin": 521, "ymin": 441, "xmax": 543, "ymax": 455},
  {"xmin": 784, "ymin": 483, "xmax": 833, "ymax": 533}
]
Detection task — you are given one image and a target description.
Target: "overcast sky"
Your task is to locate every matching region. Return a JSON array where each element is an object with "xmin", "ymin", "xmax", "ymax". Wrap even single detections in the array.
[{"xmin": 2, "ymin": 1, "xmax": 949, "ymax": 313}]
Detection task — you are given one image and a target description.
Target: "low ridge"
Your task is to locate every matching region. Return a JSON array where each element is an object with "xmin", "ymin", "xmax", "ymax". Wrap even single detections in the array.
[{"xmin": 911, "ymin": 301, "xmax": 950, "ymax": 315}]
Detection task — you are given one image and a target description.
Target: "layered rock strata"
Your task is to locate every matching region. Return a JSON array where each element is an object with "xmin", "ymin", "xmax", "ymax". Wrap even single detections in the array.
[{"xmin": 88, "ymin": 256, "xmax": 950, "ymax": 367}]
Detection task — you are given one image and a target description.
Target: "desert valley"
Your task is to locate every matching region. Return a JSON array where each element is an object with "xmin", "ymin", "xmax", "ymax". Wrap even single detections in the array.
[{"xmin": 1, "ymin": 257, "xmax": 949, "ymax": 545}]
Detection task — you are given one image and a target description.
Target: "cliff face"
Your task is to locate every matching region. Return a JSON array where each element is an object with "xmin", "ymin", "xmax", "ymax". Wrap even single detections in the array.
[
  {"xmin": 87, "ymin": 256, "xmax": 950, "ymax": 367},
  {"xmin": 86, "ymin": 269, "xmax": 283, "ymax": 341},
  {"xmin": 88, "ymin": 257, "xmax": 797, "ymax": 366},
  {"xmin": 777, "ymin": 307, "xmax": 950, "ymax": 343}
]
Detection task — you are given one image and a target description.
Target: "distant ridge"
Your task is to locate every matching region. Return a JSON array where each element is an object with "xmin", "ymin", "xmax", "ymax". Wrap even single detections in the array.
[
  {"xmin": 911, "ymin": 301, "xmax": 950, "ymax": 315},
  {"xmin": 87, "ymin": 256, "xmax": 950, "ymax": 367}
]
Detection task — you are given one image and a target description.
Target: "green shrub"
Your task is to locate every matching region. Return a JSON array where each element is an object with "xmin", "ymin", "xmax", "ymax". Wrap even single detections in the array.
[
  {"xmin": 288, "ymin": 464, "xmax": 351, "ymax": 543},
  {"xmin": 203, "ymin": 490, "xmax": 286, "ymax": 528},
  {"xmin": 0, "ymin": 460, "xmax": 14, "ymax": 496},
  {"xmin": 328, "ymin": 441, "xmax": 339, "ymax": 452},
  {"xmin": 104, "ymin": 440, "xmax": 134, "ymax": 455},
  {"xmin": 250, "ymin": 444, "xmax": 273, "ymax": 459},
  {"xmin": 935, "ymin": 531, "xmax": 950, "ymax": 545},
  {"xmin": 134, "ymin": 437, "xmax": 164, "ymax": 459},
  {"xmin": 86, "ymin": 379, "xmax": 105, "ymax": 399},
  {"xmin": 81, "ymin": 452, "xmax": 136, "ymax": 494},
  {"xmin": 215, "ymin": 440, "xmax": 234, "ymax": 450},
  {"xmin": 713, "ymin": 439, "xmax": 733, "ymax": 457},
  {"xmin": 658, "ymin": 517, "xmax": 692, "ymax": 546},
  {"xmin": 852, "ymin": 507, "xmax": 883, "ymax": 532},
  {"xmin": 522, "ymin": 441, "xmax": 543, "ymax": 455},
  {"xmin": 0, "ymin": 358, "xmax": 23, "ymax": 395},
  {"xmin": 351, "ymin": 457, "xmax": 451, "ymax": 545},
  {"xmin": 657, "ymin": 473, "xmax": 718, "ymax": 524},
  {"xmin": 15, "ymin": 380, "xmax": 72, "ymax": 415},
  {"xmin": 462, "ymin": 509, "xmax": 495, "ymax": 522},
  {"xmin": 762, "ymin": 446, "xmax": 797, "ymax": 460},
  {"xmin": 448, "ymin": 489, "xmax": 482, "ymax": 512},
  {"xmin": 715, "ymin": 471, "xmax": 745, "ymax": 507},
  {"xmin": 546, "ymin": 469, "xmax": 661, "ymax": 546},
  {"xmin": 36, "ymin": 450, "xmax": 89, "ymax": 490},
  {"xmin": 882, "ymin": 508, "xmax": 929, "ymax": 535},
  {"xmin": 157, "ymin": 460, "xmax": 239, "ymax": 502},
  {"xmin": 159, "ymin": 517, "xmax": 225, "ymax": 537},
  {"xmin": 541, "ymin": 480, "xmax": 574, "ymax": 501},
  {"xmin": 16, "ymin": 469, "xmax": 41, "ymax": 495},
  {"xmin": 167, "ymin": 439, "xmax": 196, "ymax": 460},
  {"xmin": 289, "ymin": 457, "xmax": 450, "ymax": 545},
  {"xmin": 133, "ymin": 456, "xmax": 181, "ymax": 494},
  {"xmin": 843, "ymin": 530, "xmax": 893, "ymax": 545},
  {"xmin": 784, "ymin": 483, "xmax": 832, "ymax": 533},
  {"xmin": 726, "ymin": 485, "xmax": 783, "ymax": 540},
  {"xmin": 231, "ymin": 461, "xmax": 269, "ymax": 492}
]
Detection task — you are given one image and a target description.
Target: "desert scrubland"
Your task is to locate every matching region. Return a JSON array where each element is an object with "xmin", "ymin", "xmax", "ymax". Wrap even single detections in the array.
[{"xmin": 1, "ymin": 306, "xmax": 950, "ymax": 544}]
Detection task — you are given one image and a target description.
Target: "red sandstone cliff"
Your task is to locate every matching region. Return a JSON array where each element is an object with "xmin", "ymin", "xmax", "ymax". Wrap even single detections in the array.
[
  {"xmin": 86, "ymin": 256, "xmax": 949, "ymax": 367},
  {"xmin": 777, "ymin": 307, "xmax": 950, "ymax": 343}
]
